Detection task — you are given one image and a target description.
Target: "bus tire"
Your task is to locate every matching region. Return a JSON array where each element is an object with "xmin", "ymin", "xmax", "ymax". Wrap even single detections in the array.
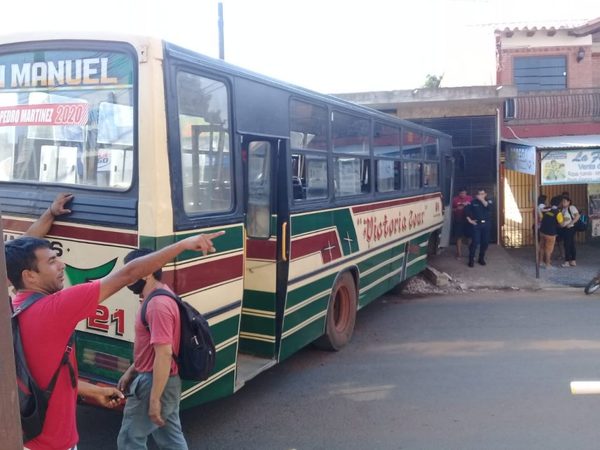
[{"xmin": 314, "ymin": 272, "xmax": 357, "ymax": 351}]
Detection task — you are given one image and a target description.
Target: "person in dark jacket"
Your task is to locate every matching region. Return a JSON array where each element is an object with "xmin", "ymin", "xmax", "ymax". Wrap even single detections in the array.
[{"xmin": 465, "ymin": 188, "xmax": 492, "ymax": 267}]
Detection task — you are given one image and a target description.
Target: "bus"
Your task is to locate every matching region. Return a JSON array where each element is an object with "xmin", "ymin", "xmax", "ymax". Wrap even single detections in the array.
[{"xmin": 0, "ymin": 33, "xmax": 453, "ymax": 409}]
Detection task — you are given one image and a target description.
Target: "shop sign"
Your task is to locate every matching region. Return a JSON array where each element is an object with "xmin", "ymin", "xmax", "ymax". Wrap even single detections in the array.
[
  {"xmin": 541, "ymin": 149, "xmax": 600, "ymax": 185},
  {"xmin": 505, "ymin": 145, "xmax": 536, "ymax": 175}
]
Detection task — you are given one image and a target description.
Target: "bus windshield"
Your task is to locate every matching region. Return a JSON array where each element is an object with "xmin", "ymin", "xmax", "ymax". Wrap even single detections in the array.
[{"xmin": 0, "ymin": 48, "xmax": 135, "ymax": 189}]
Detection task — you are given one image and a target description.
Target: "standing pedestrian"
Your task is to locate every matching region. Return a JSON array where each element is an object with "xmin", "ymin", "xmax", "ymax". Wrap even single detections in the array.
[
  {"xmin": 536, "ymin": 195, "xmax": 549, "ymax": 227},
  {"xmin": 451, "ymin": 188, "xmax": 472, "ymax": 258},
  {"xmin": 465, "ymin": 188, "xmax": 492, "ymax": 267},
  {"xmin": 534, "ymin": 194, "xmax": 548, "ymax": 241},
  {"xmin": 538, "ymin": 196, "xmax": 564, "ymax": 269},
  {"xmin": 116, "ymin": 248, "xmax": 189, "ymax": 450},
  {"xmin": 560, "ymin": 196, "xmax": 579, "ymax": 267},
  {"xmin": 6, "ymin": 199, "xmax": 224, "ymax": 450}
]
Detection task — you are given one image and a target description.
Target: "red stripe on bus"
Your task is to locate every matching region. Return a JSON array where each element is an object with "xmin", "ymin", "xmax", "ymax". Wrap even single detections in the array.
[
  {"xmin": 291, "ymin": 230, "xmax": 342, "ymax": 263},
  {"xmin": 2, "ymin": 218, "xmax": 30, "ymax": 233},
  {"xmin": 351, "ymin": 193, "xmax": 441, "ymax": 214},
  {"xmin": 174, "ymin": 254, "xmax": 243, "ymax": 293},
  {"xmin": 2, "ymin": 218, "xmax": 138, "ymax": 247},
  {"xmin": 246, "ymin": 239, "xmax": 277, "ymax": 260}
]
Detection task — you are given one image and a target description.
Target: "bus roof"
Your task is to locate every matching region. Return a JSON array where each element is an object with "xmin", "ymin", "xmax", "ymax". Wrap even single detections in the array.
[
  {"xmin": 164, "ymin": 41, "xmax": 451, "ymax": 139},
  {"xmin": 0, "ymin": 31, "xmax": 450, "ymax": 139}
]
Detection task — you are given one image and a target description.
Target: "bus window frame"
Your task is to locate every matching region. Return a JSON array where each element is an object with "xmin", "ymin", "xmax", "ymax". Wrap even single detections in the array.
[
  {"xmin": 245, "ymin": 137, "xmax": 276, "ymax": 240},
  {"xmin": 0, "ymin": 40, "xmax": 140, "ymax": 227},
  {"xmin": 164, "ymin": 58, "xmax": 243, "ymax": 230},
  {"xmin": 289, "ymin": 97, "xmax": 332, "ymax": 213},
  {"xmin": 372, "ymin": 120, "xmax": 402, "ymax": 196},
  {"xmin": 330, "ymin": 109, "xmax": 373, "ymax": 202}
]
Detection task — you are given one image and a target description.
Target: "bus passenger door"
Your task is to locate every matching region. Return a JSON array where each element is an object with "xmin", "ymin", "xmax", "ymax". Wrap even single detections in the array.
[
  {"xmin": 439, "ymin": 154, "xmax": 455, "ymax": 248},
  {"xmin": 237, "ymin": 136, "xmax": 289, "ymax": 388}
]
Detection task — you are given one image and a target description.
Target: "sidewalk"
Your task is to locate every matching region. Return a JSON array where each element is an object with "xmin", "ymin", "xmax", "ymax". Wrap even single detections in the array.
[
  {"xmin": 506, "ymin": 243, "xmax": 599, "ymax": 288},
  {"xmin": 428, "ymin": 242, "xmax": 599, "ymax": 291}
]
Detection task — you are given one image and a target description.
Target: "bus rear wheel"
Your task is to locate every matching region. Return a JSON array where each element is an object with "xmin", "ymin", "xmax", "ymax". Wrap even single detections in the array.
[{"xmin": 314, "ymin": 272, "xmax": 357, "ymax": 351}]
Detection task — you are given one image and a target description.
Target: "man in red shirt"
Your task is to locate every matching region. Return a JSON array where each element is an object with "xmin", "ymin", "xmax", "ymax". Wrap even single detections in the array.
[
  {"xmin": 6, "ymin": 198, "xmax": 224, "ymax": 450},
  {"xmin": 116, "ymin": 248, "xmax": 187, "ymax": 449}
]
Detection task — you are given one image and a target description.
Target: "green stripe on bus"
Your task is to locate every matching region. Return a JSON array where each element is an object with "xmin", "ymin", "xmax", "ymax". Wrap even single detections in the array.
[
  {"xmin": 359, "ymin": 258, "xmax": 404, "ymax": 289},
  {"xmin": 290, "ymin": 209, "xmax": 358, "ymax": 256},
  {"xmin": 357, "ymin": 247, "xmax": 395, "ymax": 273},
  {"xmin": 405, "ymin": 259, "xmax": 428, "ymax": 278},
  {"xmin": 239, "ymin": 314, "xmax": 275, "ymax": 337},
  {"xmin": 242, "ymin": 290, "xmax": 276, "ymax": 313},
  {"xmin": 286, "ymin": 273, "xmax": 335, "ymax": 309},
  {"xmin": 291, "ymin": 210, "xmax": 334, "ymax": 236},
  {"xmin": 201, "ymin": 340, "xmax": 237, "ymax": 380},
  {"xmin": 332, "ymin": 209, "xmax": 358, "ymax": 256},
  {"xmin": 282, "ymin": 295, "xmax": 329, "ymax": 332},
  {"xmin": 238, "ymin": 339, "xmax": 276, "ymax": 356},
  {"xmin": 180, "ymin": 371, "xmax": 235, "ymax": 410},
  {"xmin": 359, "ymin": 274, "xmax": 400, "ymax": 308},
  {"xmin": 210, "ymin": 315, "xmax": 241, "ymax": 345},
  {"xmin": 279, "ymin": 317, "xmax": 326, "ymax": 361},
  {"xmin": 139, "ymin": 226, "xmax": 244, "ymax": 260}
]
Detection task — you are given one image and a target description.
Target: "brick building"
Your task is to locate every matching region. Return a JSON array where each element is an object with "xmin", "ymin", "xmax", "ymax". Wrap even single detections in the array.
[{"xmin": 497, "ymin": 17, "xmax": 600, "ymax": 247}]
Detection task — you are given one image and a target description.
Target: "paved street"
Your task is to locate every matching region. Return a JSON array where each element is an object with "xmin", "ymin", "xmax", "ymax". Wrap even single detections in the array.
[{"xmin": 78, "ymin": 288, "xmax": 600, "ymax": 450}]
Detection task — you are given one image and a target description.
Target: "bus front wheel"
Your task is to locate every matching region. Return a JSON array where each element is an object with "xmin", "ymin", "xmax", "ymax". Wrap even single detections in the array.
[{"xmin": 314, "ymin": 272, "xmax": 357, "ymax": 351}]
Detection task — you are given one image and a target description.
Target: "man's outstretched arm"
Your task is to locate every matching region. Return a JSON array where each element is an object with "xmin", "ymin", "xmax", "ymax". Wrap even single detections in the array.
[
  {"xmin": 98, "ymin": 231, "xmax": 226, "ymax": 303},
  {"xmin": 24, "ymin": 193, "xmax": 73, "ymax": 238}
]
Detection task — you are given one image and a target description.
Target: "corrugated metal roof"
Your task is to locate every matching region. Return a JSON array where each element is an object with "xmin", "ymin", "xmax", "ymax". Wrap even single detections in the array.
[{"xmin": 503, "ymin": 135, "xmax": 600, "ymax": 149}]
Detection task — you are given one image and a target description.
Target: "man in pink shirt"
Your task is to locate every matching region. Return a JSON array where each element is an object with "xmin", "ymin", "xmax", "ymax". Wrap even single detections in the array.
[
  {"xmin": 6, "ymin": 195, "xmax": 223, "ymax": 450},
  {"xmin": 116, "ymin": 248, "xmax": 186, "ymax": 449}
]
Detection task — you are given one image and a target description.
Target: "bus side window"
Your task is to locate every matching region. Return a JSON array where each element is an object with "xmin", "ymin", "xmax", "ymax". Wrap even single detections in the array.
[
  {"xmin": 176, "ymin": 72, "xmax": 233, "ymax": 215},
  {"xmin": 292, "ymin": 175, "xmax": 304, "ymax": 200},
  {"xmin": 290, "ymin": 99, "xmax": 329, "ymax": 203},
  {"xmin": 291, "ymin": 152, "xmax": 328, "ymax": 201},
  {"xmin": 247, "ymin": 140, "xmax": 272, "ymax": 238}
]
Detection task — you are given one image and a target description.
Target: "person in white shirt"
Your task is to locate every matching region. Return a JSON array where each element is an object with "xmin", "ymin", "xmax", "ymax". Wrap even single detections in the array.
[{"xmin": 560, "ymin": 196, "xmax": 579, "ymax": 267}]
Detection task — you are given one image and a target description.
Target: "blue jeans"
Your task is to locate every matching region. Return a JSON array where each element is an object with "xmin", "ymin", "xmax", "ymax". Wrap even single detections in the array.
[{"xmin": 117, "ymin": 373, "xmax": 188, "ymax": 450}]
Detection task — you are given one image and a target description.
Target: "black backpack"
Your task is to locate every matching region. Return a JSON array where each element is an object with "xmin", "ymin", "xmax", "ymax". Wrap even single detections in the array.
[
  {"xmin": 141, "ymin": 289, "xmax": 216, "ymax": 381},
  {"xmin": 570, "ymin": 206, "xmax": 589, "ymax": 233},
  {"xmin": 12, "ymin": 293, "xmax": 76, "ymax": 442}
]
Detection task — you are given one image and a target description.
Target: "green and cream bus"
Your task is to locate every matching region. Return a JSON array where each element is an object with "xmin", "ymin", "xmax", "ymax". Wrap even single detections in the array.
[{"xmin": 0, "ymin": 33, "xmax": 453, "ymax": 409}]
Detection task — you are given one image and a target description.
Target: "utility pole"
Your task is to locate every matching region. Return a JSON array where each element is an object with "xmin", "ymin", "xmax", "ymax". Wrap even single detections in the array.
[
  {"xmin": 0, "ymin": 214, "xmax": 24, "ymax": 449},
  {"xmin": 218, "ymin": 1, "xmax": 225, "ymax": 60}
]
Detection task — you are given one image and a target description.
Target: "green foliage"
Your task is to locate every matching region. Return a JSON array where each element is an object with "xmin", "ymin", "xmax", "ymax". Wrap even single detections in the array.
[{"xmin": 423, "ymin": 74, "xmax": 443, "ymax": 88}]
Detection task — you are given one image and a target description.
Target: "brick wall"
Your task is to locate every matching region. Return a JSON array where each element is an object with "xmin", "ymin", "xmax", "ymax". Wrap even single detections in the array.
[
  {"xmin": 593, "ymin": 53, "xmax": 600, "ymax": 87},
  {"xmin": 498, "ymin": 45, "xmax": 594, "ymax": 88}
]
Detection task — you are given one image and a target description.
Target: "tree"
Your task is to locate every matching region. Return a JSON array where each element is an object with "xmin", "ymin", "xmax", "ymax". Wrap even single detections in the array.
[{"xmin": 423, "ymin": 74, "xmax": 443, "ymax": 88}]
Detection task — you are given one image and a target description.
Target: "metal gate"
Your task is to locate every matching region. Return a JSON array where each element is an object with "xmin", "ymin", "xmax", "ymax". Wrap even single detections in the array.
[{"xmin": 500, "ymin": 164, "xmax": 587, "ymax": 247}]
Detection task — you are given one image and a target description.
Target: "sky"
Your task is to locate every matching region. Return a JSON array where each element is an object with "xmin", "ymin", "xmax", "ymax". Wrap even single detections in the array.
[{"xmin": 2, "ymin": 0, "xmax": 600, "ymax": 94}]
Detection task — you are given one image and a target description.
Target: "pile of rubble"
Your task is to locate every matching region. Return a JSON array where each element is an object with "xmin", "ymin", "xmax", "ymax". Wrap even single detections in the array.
[{"xmin": 398, "ymin": 266, "xmax": 469, "ymax": 296}]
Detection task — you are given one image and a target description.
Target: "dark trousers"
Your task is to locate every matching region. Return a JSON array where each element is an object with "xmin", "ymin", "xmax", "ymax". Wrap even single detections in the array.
[
  {"xmin": 563, "ymin": 227, "xmax": 577, "ymax": 261},
  {"xmin": 469, "ymin": 222, "xmax": 490, "ymax": 263}
]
